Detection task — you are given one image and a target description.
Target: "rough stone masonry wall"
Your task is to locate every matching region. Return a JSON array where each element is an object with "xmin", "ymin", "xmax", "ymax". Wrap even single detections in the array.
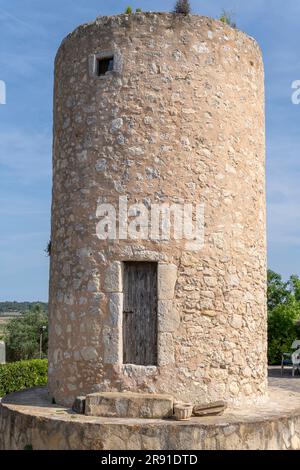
[{"xmin": 48, "ymin": 13, "xmax": 267, "ymax": 407}]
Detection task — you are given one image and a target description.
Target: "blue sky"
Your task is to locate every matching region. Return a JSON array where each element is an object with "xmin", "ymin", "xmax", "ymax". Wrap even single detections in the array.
[{"xmin": 0, "ymin": 0, "xmax": 300, "ymax": 301}]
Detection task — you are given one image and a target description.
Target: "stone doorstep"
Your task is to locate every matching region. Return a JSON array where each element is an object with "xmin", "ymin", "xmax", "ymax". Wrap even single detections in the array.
[{"xmin": 84, "ymin": 391, "xmax": 174, "ymax": 419}]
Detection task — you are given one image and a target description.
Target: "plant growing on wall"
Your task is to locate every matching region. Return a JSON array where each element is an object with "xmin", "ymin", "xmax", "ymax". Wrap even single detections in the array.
[
  {"xmin": 136, "ymin": 8, "xmax": 142, "ymax": 12},
  {"xmin": 219, "ymin": 9, "xmax": 236, "ymax": 28},
  {"xmin": 45, "ymin": 240, "xmax": 51, "ymax": 257},
  {"xmin": 125, "ymin": 6, "xmax": 132, "ymax": 14},
  {"xmin": 174, "ymin": 0, "xmax": 191, "ymax": 15}
]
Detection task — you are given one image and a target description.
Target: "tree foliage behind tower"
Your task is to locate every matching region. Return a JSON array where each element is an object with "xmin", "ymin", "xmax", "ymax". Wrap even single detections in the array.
[
  {"xmin": 267, "ymin": 270, "xmax": 300, "ymax": 364},
  {"xmin": 5, "ymin": 304, "xmax": 48, "ymax": 362}
]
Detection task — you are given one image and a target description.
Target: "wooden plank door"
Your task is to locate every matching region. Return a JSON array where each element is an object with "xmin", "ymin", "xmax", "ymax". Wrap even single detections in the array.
[{"xmin": 123, "ymin": 262, "xmax": 158, "ymax": 365}]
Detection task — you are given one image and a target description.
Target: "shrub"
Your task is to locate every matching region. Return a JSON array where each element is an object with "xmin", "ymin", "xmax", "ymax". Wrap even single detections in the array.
[
  {"xmin": 0, "ymin": 359, "xmax": 47, "ymax": 397},
  {"xmin": 136, "ymin": 8, "xmax": 142, "ymax": 12},
  {"xmin": 174, "ymin": 0, "xmax": 191, "ymax": 15},
  {"xmin": 125, "ymin": 6, "xmax": 132, "ymax": 14}
]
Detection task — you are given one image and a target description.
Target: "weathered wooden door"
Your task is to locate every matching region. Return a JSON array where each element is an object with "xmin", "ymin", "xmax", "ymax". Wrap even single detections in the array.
[{"xmin": 123, "ymin": 262, "xmax": 158, "ymax": 365}]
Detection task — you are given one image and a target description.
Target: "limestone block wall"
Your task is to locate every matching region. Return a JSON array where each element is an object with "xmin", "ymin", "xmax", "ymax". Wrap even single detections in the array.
[{"xmin": 48, "ymin": 13, "xmax": 267, "ymax": 407}]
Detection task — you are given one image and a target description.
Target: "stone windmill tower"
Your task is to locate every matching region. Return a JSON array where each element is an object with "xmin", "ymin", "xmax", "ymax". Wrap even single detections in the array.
[{"xmin": 48, "ymin": 13, "xmax": 267, "ymax": 409}]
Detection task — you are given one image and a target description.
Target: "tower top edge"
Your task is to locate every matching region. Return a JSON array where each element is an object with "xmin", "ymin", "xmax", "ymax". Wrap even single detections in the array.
[{"xmin": 56, "ymin": 12, "xmax": 261, "ymax": 61}]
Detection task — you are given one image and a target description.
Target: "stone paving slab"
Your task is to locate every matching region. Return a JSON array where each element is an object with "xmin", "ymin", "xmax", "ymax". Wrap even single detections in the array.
[{"xmin": 85, "ymin": 391, "xmax": 174, "ymax": 419}]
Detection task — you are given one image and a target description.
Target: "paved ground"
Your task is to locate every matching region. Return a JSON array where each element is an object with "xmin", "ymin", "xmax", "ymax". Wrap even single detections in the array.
[
  {"xmin": 268, "ymin": 365, "xmax": 300, "ymax": 393},
  {"xmin": 3, "ymin": 369, "xmax": 300, "ymax": 423},
  {"xmin": 1, "ymin": 367, "xmax": 300, "ymax": 421},
  {"xmin": 2, "ymin": 368, "xmax": 300, "ymax": 450}
]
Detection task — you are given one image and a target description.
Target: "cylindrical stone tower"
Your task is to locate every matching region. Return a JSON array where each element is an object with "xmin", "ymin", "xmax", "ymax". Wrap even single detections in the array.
[{"xmin": 49, "ymin": 13, "xmax": 267, "ymax": 407}]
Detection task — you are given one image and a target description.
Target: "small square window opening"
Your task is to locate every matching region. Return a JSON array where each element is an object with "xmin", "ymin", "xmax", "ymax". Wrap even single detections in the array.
[{"xmin": 97, "ymin": 57, "xmax": 114, "ymax": 76}]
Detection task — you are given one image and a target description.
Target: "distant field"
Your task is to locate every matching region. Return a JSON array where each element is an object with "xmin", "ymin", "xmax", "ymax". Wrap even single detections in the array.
[
  {"xmin": 0, "ymin": 301, "xmax": 48, "ymax": 315},
  {"xmin": 0, "ymin": 302, "xmax": 48, "ymax": 339}
]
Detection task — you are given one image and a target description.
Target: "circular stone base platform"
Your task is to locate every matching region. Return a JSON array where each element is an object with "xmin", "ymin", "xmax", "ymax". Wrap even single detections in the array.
[{"xmin": 1, "ymin": 369, "xmax": 300, "ymax": 450}]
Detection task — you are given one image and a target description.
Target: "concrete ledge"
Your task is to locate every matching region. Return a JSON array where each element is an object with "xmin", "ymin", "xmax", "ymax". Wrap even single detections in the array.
[
  {"xmin": 1, "ymin": 384, "xmax": 300, "ymax": 449},
  {"xmin": 85, "ymin": 391, "xmax": 174, "ymax": 418}
]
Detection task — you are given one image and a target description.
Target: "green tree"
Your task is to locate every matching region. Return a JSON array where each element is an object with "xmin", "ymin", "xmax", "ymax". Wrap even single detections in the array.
[
  {"xmin": 288, "ymin": 274, "xmax": 300, "ymax": 302},
  {"xmin": 268, "ymin": 299, "xmax": 300, "ymax": 364},
  {"xmin": 267, "ymin": 269, "xmax": 300, "ymax": 364},
  {"xmin": 267, "ymin": 269, "xmax": 291, "ymax": 311},
  {"xmin": 5, "ymin": 305, "xmax": 48, "ymax": 362}
]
